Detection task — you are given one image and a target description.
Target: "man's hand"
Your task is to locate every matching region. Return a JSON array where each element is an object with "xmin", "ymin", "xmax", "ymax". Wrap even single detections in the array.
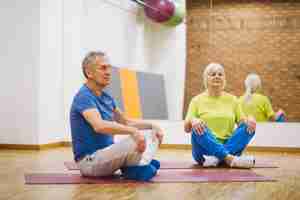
[
  {"xmin": 152, "ymin": 125, "xmax": 164, "ymax": 145},
  {"xmin": 190, "ymin": 118, "xmax": 206, "ymax": 135},
  {"xmin": 132, "ymin": 129, "xmax": 146, "ymax": 153}
]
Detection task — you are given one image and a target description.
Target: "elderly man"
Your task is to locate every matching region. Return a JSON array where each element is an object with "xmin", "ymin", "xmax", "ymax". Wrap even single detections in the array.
[{"xmin": 70, "ymin": 51, "xmax": 163, "ymax": 181}]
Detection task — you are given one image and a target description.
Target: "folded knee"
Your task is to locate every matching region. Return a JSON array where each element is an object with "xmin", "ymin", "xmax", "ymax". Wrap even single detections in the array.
[
  {"xmin": 191, "ymin": 127, "xmax": 209, "ymax": 136},
  {"xmin": 238, "ymin": 123, "xmax": 256, "ymax": 135}
]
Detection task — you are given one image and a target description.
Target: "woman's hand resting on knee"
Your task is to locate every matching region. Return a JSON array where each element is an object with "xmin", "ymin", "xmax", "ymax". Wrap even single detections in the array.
[
  {"xmin": 240, "ymin": 117, "xmax": 256, "ymax": 134},
  {"xmin": 190, "ymin": 119, "xmax": 207, "ymax": 135}
]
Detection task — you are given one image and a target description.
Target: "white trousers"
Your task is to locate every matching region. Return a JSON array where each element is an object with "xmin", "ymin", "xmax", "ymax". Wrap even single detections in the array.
[{"xmin": 77, "ymin": 130, "xmax": 158, "ymax": 177}]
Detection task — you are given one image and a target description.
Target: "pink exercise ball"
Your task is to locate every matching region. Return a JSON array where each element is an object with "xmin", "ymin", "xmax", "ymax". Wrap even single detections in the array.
[{"xmin": 144, "ymin": 0, "xmax": 175, "ymax": 23}]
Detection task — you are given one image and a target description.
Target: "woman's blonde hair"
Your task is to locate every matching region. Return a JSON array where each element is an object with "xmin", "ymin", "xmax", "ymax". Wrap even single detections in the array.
[
  {"xmin": 203, "ymin": 63, "xmax": 226, "ymax": 89},
  {"xmin": 244, "ymin": 73, "xmax": 262, "ymax": 103}
]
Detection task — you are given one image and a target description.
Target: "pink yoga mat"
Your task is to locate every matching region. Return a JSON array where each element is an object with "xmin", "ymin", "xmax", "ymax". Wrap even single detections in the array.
[
  {"xmin": 64, "ymin": 160, "xmax": 277, "ymax": 170},
  {"xmin": 24, "ymin": 169, "xmax": 275, "ymax": 184}
]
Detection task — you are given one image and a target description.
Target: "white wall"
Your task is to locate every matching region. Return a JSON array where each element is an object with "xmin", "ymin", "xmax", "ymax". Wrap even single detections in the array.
[
  {"xmin": 250, "ymin": 123, "xmax": 300, "ymax": 147},
  {"xmin": 80, "ymin": 0, "xmax": 149, "ymax": 70},
  {"xmin": 0, "ymin": 0, "xmax": 40, "ymax": 144},
  {"xmin": 1, "ymin": 0, "xmax": 300, "ymax": 149},
  {"xmin": 144, "ymin": 18, "xmax": 186, "ymax": 120},
  {"xmin": 62, "ymin": 0, "xmax": 84, "ymax": 141},
  {"xmin": 62, "ymin": 0, "xmax": 186, "ymax": 142},
  {"xmin": 149, "ymin": 120, "xmax": 300, "ymax": 148},
  {"xmin": 38, "ymin": 0, "xmax": 65, "ymax": 144},
  {"xmin": 79, "ymin": 0, "xmax": 186, "ymax": 121},
  {"xmin": 0, "ymin": 0, "xmax": 186, "ymax": 145}
]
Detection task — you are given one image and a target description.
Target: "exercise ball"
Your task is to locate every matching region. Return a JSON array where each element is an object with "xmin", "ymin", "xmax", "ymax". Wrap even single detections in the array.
[
  {"xmin": 164, "ymin": 1, "xmax": 185, "ymax": 26},
  {"xmin": 144, "ymin": 0, "xmax": 175, "ymax": 23}
]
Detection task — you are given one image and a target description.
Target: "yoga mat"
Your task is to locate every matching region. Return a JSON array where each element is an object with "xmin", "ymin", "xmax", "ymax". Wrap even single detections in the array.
[
  {"xmin": 25, "ymin": 169, "xmax": 275, "ymax": 184},
  {"xmin": 151, "ymin": 169, "xmax": 275, "ymax": 183},
  {"xmin": 64, "ymin": 160, "xmax": 277, "ymax": 170}
]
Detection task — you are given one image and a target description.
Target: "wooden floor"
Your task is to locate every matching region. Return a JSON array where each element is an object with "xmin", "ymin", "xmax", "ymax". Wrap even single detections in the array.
[{"xmin": 1, "ymin": 147, "xmax": 300, "ymax": 200}]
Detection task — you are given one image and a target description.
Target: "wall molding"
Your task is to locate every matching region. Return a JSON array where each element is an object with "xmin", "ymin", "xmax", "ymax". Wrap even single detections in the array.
[
  {"xmin": 1, "ymin": 142, "xmax": 300, "ymax": 153},
  {"xmin": 0, "ymin": 142, "xmax": 64, "ymax": 150}
]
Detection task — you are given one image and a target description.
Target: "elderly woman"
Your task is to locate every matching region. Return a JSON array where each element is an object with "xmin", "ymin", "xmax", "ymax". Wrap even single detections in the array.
[
  {"xmin": 239, "ymin": 73, "xmax": 285, "ymax": 122},
  {"xmin": 184, "ymin": 63, "xmax": 256, "ymax": 168}
]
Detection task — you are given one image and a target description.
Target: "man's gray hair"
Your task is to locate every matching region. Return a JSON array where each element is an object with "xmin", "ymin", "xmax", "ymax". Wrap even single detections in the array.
[
  {"xmin": 82, "ymin": 51, "xmax": 106, "ymax": 79},
  {"xmin": 203, "ymin": 63, "xmax": 226, "ymax": 89}
]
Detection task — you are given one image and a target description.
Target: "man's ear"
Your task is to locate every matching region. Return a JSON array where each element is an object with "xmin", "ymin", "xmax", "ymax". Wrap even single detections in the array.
[{"xmin": 85, "ymin": 67, "xmax": 94, "ymax": 79}]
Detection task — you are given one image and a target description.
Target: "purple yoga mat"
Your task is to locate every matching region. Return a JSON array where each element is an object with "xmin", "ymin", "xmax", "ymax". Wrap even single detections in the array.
[
  {"xmin": 24, "ymin": 169, "xmax": 275, "ymax": 184},
  {"xmin": 151, "ymin": 169, "xmax": 275, "ymax": 183},
  {"xmin": 64, "ymin": 160, "xmax": 277, "ymax": 171}
]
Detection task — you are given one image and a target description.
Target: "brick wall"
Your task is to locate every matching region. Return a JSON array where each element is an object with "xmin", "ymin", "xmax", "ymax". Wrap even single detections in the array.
[{"xmin": 184, "ymin": 0, "xmax": 300, "ymax": 121}]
